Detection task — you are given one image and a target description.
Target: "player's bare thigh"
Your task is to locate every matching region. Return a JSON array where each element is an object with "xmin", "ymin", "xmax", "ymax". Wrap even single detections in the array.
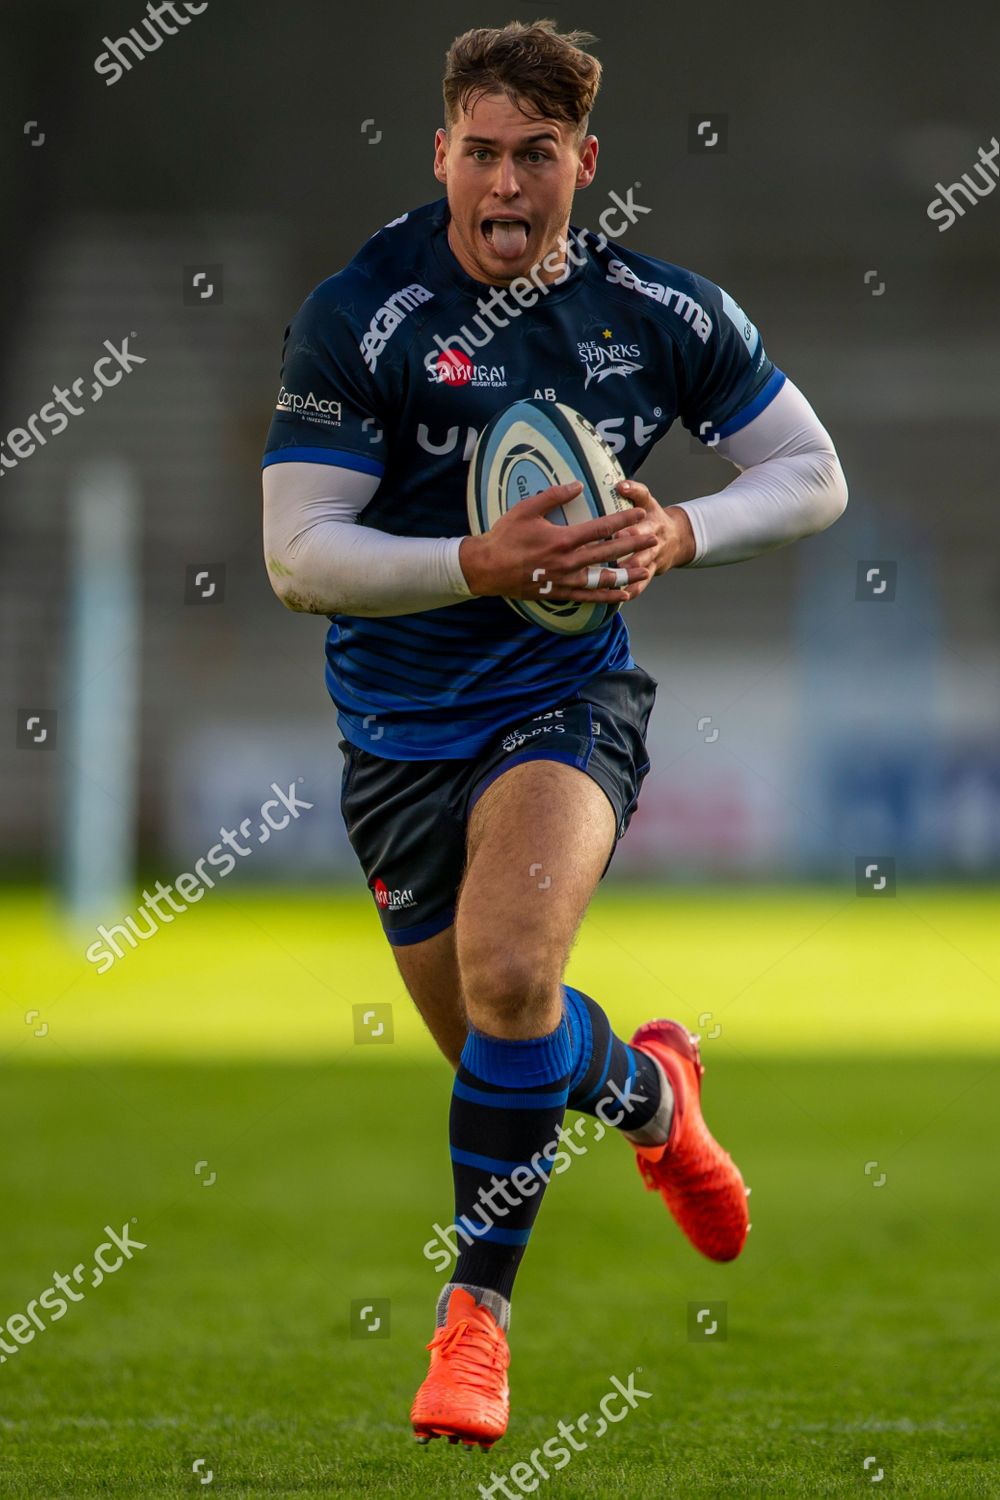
[
  {"xmin": 455, "ymin": 759, "xmax": 616, "ymax": 1039},
  {"xmin": 390, "ymin": 926, "xmax": 467, "ymax": 1069}
]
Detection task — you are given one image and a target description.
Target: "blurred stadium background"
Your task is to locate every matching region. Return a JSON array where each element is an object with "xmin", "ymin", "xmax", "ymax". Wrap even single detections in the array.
[
  {"xmin": 3, "ymin": 0, "xmax": 999, "ymax": 904},
  {"xmin": 1, "ymin": 2, "xmax": 998, "ymax": 1495}
]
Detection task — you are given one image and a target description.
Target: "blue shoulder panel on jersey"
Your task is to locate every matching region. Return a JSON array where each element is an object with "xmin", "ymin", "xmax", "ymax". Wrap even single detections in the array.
[
  {"xmin": 715, "ymin": 368, "xmax": 786, "ymax": 439},
  {"xmin": 261, "ymin": 446, "xmax": 385, "ymax": 475}
]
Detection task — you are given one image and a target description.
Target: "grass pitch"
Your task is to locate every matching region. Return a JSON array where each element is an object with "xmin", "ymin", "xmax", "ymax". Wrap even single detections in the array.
[{"xmin": 0, "ymin": 889, "xmax": 997, "ymax": 1496}]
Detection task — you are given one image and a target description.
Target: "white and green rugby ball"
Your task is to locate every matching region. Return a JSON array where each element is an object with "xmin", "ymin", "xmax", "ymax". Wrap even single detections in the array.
[{"xmin": 466, "ymin": 398, "xmax": 631, "ymax": 635}]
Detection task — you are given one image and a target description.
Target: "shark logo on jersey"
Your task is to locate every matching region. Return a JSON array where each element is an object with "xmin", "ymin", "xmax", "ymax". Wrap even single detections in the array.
[
  {"xmin": 360, "ymin": 283, "xmax": 434, "ymax": 373},
  {"xmin": 577, "ymin": 339, "xmax": 643, "ymax": 387}
]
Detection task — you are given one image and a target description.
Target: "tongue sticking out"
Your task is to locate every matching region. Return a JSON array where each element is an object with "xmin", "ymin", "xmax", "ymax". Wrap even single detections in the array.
[{"xmin": 487, "ymin": 220, "xmax": 529, "ymax": 260}]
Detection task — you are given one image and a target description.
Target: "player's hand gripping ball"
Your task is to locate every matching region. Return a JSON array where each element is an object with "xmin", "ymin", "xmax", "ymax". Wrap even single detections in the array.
[{"xmin": 466, "ymin": 399, "xmax": 632, "ymax": 635}]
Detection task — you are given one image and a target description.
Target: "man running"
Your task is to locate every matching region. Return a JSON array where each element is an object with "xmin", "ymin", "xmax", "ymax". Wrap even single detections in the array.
[{"xmin": 262, "ymin": 19, "xmax": 847, "ymax": 1451}]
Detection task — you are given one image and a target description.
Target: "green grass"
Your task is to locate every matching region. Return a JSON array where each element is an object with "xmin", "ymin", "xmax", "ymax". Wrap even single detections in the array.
[
  {"xmin": 2, "ymin": 885, "xmax": 999, "ymax": 1059},
  {"xmin": 2, "ymin": 887, "xmax": 997, "ymax": 1493},
  {"xmin": 1, "ymin": 1054, "xmax": 997, "ymax": 1497}
]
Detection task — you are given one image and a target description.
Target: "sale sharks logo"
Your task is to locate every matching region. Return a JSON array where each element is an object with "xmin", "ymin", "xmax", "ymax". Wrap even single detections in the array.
[{"xmin": 577, "ymin": 334, "xmax": 643, "ymax": 388}]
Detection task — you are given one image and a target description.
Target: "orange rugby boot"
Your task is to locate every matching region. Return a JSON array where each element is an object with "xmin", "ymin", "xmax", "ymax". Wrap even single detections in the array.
[
  {"xmin": 410, "ymin": 1287, "xmax": 510, "ymax": 1450},
  {"xmin": 630, "ymin": 1019, "xmax": 750, "ymax": 1262}
]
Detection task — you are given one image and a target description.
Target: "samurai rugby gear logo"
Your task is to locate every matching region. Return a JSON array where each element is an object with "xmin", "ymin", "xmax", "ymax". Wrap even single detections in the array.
[
  {"xmin": 427, "ymin": 349, "xmax": 508, "ymax": 388},
  {"xmin": 371, "ymin": 877, "xmax": 417, "ymax": 911}
]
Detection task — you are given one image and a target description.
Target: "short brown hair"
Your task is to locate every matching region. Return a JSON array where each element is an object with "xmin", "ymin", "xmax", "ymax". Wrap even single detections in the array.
[{"xmin": 443, "ymin": 19, "xmax": 602, "ymax": 142}]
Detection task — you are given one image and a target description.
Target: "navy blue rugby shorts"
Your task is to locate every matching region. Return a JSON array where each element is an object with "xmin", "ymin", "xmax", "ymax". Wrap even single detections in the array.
[{"xmin": 338, "ymin": 664, "xmax": 656, "ymax": 946}]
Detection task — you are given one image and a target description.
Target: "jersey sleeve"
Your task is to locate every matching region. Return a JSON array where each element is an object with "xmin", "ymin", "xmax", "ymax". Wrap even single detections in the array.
[
  {"xmin": 676, "ymin": 275, "xmax": 786, "ymax": 446},
  {"xmin": 262, "ymin": 286, "xmax": 389, "ymax": 479}
]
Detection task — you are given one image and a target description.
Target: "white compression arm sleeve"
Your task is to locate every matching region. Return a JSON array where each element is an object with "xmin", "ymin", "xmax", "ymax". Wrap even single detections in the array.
[
  {"xmin": 677, "ymin": 378, "xmax": 848, "ymax": 566},
  {"xmin": 263, "ymin": 377, "xmax": 846, "ymax": 613},
  {"xmin": 262, "ymin": 461, "xmax": 472, "ymax": 616}
]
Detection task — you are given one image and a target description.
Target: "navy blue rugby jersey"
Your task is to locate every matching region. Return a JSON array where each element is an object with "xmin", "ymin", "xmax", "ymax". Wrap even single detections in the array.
[{"xmin": 262, "ymin": 197, "xmax": 784, "ymax": 759}]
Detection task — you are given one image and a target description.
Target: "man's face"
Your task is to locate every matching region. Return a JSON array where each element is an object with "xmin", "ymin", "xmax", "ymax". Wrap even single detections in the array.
[{"xmin": 433, "ymin": 92, "xmax": 597, "ymax": 287}]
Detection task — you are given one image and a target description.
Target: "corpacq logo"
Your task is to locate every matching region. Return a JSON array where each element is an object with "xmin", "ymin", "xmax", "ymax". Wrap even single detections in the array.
[
  {"xmin": 360, "ymin": 284, "xmax": 434, "ymax": 373},
  {"xmin": 276, "ymin": 388, "xmax": 341, "ymax": 425},
  {"xmin": 606, "ymin": 259, "xmax": 713, "ymax": 344}
]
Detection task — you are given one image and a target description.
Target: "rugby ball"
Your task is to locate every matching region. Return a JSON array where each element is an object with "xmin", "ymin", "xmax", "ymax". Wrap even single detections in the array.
[{"xmin": 466, "ymin": 399, "xmax": 631, "ymax": 635}]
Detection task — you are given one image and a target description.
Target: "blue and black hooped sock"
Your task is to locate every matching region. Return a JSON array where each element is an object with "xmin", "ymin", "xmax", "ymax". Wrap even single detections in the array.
[
  {"xmin": 446, "ymin": 1018, "xmax": 573, "ymax": 1311},
  {"xmin": 563, "ymin": 985, "xmax": 672, "ymax": 1143}
]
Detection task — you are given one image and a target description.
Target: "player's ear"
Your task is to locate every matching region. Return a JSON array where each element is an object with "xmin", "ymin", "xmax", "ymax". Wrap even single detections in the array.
[
  {"xmin": 433, "ymin": 127, "xmax": 449, "ymax": 184},
  {"xmin": 575, "ymin": 134, "xmax": 598, "ymax": 189}
]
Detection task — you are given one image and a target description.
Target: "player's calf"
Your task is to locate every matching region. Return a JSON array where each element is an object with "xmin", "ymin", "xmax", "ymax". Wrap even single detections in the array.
[{"xmin": 564, "ymin": 985, "xmax": 674, "ymax": 1144}]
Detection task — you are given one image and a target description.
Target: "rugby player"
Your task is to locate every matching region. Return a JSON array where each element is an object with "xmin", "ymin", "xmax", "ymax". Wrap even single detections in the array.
[{"xmin": 262, "ymin": 19, "xmax": 847, "ymax": 1451}]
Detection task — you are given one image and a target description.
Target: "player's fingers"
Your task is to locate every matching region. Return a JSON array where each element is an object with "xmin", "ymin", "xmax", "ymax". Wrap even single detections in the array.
[
  {"xmin": 612, "ymin": 524, "xmax": 659, "ymax": 547},
  {"xmin": 615, "ymin": 542, "xmax": 659, "ymax": 566},
  {"xmin": 551, "ymin": 564, "xmax": 649, "ymax": 599},
  {"xmin": 616, "ymin": 479, "xmax": 655, "ymax": 508},
  {"xmin": 554, "ymin": 507, "xmax": 647, "ymax": 547},
  {"xmin": 579, "ymin": 562, "xmax": 649, "ymax": 588},
  {"xmin": 515, "ymin": 482, "xmax": 584, "ymax": 516},
  {"xmin": 549, "ymin": 582, "xmax": 645, "ymax": 603},
  {"xmin": 570, "ymin": 531, "xmax": 657, "ymax": 567}
]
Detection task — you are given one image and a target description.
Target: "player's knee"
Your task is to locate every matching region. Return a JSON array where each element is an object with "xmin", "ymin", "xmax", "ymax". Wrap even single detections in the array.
[{"xmin": 459, "ymin": 944, "xmax": 559, "ymax": 1034}]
